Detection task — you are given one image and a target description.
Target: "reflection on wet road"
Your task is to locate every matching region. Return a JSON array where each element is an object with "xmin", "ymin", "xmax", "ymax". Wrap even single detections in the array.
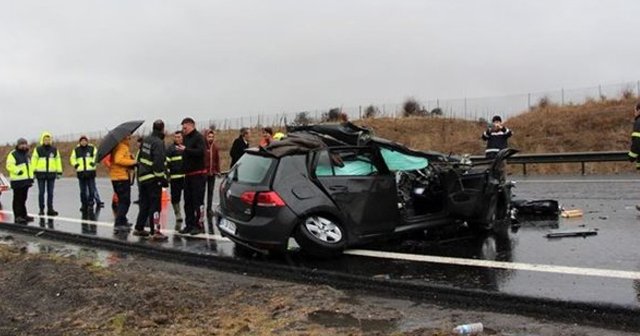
[{"xmin": 1, "ymin": 176, "xmax": 640, "ymax": 308}]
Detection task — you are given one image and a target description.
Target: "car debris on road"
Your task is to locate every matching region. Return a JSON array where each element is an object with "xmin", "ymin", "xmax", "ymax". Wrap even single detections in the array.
[{"xmin": 545, "ymin": 228, "xmax": 598, "ymax": 239}]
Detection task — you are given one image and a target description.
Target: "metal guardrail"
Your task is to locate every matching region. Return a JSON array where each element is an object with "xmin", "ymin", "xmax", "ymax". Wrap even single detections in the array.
[{"xmin": 471, "ymin": 151, "xmax": 630, "ymax": 175}]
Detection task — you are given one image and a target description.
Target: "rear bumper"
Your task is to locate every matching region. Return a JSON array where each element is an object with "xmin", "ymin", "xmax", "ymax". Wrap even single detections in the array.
[{"xmin": 216, "ymin": 205, "xmax": 299, "ymax": 250}]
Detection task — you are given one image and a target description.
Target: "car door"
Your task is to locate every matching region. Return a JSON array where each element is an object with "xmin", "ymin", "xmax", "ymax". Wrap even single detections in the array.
[{"xmin": 313, "ymin": 147, "xmax": 399, "ymax": 237}]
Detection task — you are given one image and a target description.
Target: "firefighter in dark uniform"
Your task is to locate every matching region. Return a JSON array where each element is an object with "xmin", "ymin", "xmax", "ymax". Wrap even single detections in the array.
[
  {"xmin": 482, "ymin": 115, "xmax": 513, "ymax": 159},
  {"xmin": 166, "ymin": 130, "xmax": 185, "ymax": 231},
  {"xmin": 134, "ymin": 120, "xmax": 168, "ymax": 240},
  {"xmin": 628, "ymin": 103, "xmax": 640, "ymax": 210}
]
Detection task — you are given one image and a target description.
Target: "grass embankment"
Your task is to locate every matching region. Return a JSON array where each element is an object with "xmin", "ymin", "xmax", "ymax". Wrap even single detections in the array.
[{"xmin": 0, "ymin": 98, "xmax": 637, "ymax": 177}]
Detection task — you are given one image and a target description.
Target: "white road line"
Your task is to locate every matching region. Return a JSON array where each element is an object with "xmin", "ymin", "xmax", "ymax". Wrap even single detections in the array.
[
  {"xmin": 515, "ymin": 179, "xmax": 640, "ymax": 184},
  {"xmin": 3, "ymin": 211, "xmax": 639, "ymax": 280},
  {"xmin": 344, "ymin": 249, "xmax": 640, "ymax": 280},
  {"xmin": 0, "ymin": 210, "xmax": 230, "ymax": 242}
]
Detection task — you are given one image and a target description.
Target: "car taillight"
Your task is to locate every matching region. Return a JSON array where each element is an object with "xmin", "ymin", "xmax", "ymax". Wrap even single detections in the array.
[
  {"xmin": 240, "ymin": 191, "xmax": 285, "ymax": 207},
  {"xmin": 240, "ymin": 191, "xmax": 256, "ymax": 205},
  {"xmin": 256, "ymin": 191, "xmax": 286, "ymax": 207}
]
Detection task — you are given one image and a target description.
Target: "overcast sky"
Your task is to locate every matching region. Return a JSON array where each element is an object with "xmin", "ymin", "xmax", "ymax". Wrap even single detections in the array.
[{"xmin": 1, "ymin": 0, "xmax": 639, "ymax": 143}]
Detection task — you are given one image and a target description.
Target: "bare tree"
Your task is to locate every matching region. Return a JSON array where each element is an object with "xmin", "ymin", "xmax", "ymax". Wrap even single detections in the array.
[
  {"xmin": 364, "ymin": 105, "xmax": 379, "ymax": 118},
  {"xmin": 402, "ymin": 98, "xmax": 427, "ymax": 117},
  {"xmin": 293, "ymin": 111, "xmax": 313, "ymax": 125}
]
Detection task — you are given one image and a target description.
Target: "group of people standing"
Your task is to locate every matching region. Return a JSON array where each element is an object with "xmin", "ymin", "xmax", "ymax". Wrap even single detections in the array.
[
  {"xmin": 5, "ymin": 120, "xmax": 282, "ymax": 235},
  {"xmin": 5, "ymin": 132, "xmax": 104, "ymax": 224},
  {"xmin": 108, "ymin": 118, "xmax": 221, "ymax": 240},
  {"xmin": 3, "ymin": 117, "xmax": 224, "ymax": 239}
]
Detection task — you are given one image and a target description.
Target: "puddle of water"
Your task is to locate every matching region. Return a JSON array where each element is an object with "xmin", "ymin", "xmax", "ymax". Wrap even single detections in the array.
[
  {"xmin": 307, "ymin": 310, "xmax": 398, "ymax": 333},
  {"xmin": 0, "ymin": 232, "xmax": 129, "ymax": 268}
]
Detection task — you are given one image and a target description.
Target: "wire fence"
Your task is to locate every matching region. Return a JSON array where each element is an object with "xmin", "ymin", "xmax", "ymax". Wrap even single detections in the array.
[{"xmin": 53, "ymin": 80, "xmax": 640, "ymax": 142}]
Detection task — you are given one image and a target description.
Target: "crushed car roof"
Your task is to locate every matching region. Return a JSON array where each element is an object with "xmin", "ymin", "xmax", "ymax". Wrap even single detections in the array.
[{"xmin": 260, "ymin": 122, "xmax": 449, "ymax": 162}]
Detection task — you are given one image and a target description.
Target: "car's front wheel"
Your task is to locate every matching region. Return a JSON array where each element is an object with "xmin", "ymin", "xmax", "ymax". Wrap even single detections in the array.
[
  {"xmin": 295, "ymin": 215, "xmax": 347, "ymax": 257},
  {"xmin": 468, "ymin": 194, "xmax": 497, "ymax": 232}
]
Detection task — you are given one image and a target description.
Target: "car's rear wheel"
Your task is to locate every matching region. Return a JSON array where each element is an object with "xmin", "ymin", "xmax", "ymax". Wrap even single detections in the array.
[{"xmin": 295, "ymin": 215, "xmax": 347, "ymax": 257}]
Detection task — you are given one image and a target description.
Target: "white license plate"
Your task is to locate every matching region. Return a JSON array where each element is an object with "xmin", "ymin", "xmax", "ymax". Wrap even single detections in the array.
[{"xmin": 219, "ymin": 218, "xmax": 237, "ymax": 235}]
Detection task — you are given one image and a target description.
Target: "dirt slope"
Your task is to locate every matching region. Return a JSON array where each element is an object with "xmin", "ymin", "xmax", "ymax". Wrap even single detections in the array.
[
  {"xmin": 0, "ymin": 98, "xmax": 637, "ymax": 176},
  {"xmin": 0, "ymin": 238, "xmax": 635, "ymax": 336}
]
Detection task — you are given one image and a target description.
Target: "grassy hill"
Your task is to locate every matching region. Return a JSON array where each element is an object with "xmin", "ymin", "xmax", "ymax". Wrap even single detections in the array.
[{"xmin": 0, "ymin": 97, "xmax": 637, "ymax": 177}]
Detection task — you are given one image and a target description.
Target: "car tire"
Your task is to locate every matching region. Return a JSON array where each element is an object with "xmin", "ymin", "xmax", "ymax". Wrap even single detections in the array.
[
  {"xmin": 468, "ymin": 194, "xmax": 497, "ymax": 232},
  {"xmin": 295, "ymin": 215, "xmax": 347, "ymax": 258},
  {"xmin": 492, "ymin": 190, "xmax": 511, "ymax": 236}
]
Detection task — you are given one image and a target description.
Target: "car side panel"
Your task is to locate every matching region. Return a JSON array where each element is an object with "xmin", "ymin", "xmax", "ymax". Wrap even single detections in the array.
[{"xmin": 271, "ymin": 155, "xmax": 344, "ymax": 235}]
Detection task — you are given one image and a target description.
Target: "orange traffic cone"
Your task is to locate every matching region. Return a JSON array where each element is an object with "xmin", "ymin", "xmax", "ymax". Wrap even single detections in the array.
[{"xmin": 161, "ymin": 187, "xmax": 170, "ymax": 204}]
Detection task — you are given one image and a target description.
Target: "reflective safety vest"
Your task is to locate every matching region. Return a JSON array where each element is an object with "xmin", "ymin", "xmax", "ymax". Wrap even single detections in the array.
[
  {"xmin": 32, "ymin": 145, "xmax": 63, "ymax": 178},
  {"xmin": 629, "ymin": 131, "xmax": 640, "ymax": 159},
  {"xmin": 166, "ymin": 144, "xmax": 184, "ymax": 180},
  {"xmin": 70, "ymin": 144, "xmax": 98, "ymax": 178},
  {"xmin": 6, "ymin": 149, "xmax": 34, "ymax": 188},
  {"xmin": 167, "ymin": 156, "xmax": 184, "ymax": 180}
]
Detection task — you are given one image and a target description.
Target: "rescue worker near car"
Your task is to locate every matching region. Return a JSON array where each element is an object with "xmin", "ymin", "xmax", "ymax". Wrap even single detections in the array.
[
  {"xmin": 70, "ymin": 135, "xmax": 98, "ymax": 213},
  {"xmin": 482, "ymin": 115, "xmax": 513, "ymax": 159},
  {"xmin": 109, "ymin": 134, "xmax": 137, "ymax": 231},
  {"xmin": 273, "ymin": 131, "xmax": 286, "ymax": 141},
  {"xmin": 166, "ymin": 130, "xmax": 185, "ymax": 231},
  {"xmin": 5, "ymin": 138, "xmax": 35, "ymax": 224},
  {"xmin": 134, "ymin": 120, "xmax": 168, "ymax": 241},
  {"xmin": 628, "ymin": 102, "xmax": 640, "ymax": 210},
  {"xmin": 31, "ymin": 132, "xmax": 63, "ymax": 216},
  {"xmin": 179, "ymin": 117, "xmax": 206, "ymax": 235}
]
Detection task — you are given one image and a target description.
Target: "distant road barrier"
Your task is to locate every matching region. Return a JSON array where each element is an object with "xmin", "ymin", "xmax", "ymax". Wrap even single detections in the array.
[{"xmin": 471, "ymin": 151, "xmax": 629, "ymax": 175}]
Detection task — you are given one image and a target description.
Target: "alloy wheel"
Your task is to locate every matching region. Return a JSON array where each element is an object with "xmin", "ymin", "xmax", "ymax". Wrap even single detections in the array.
[{"xmin": 304, "ymin": 216, "xmax": 343, "ymax": 244}]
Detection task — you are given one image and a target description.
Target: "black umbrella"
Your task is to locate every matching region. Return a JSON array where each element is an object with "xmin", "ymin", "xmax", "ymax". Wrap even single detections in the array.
[{"xmin": 97, "ymin": 120, "xmax": 144, "ymax": 162}]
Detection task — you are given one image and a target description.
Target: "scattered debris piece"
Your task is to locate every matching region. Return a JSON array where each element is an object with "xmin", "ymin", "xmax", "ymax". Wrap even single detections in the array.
[
  {"xmin": 511, "ymin": 199, "xmax": 559, "ymax": 216},
  {"xmin": 546, "ymin": 228, "xmax": 598, "ymax": 239},
  {"xmin": 372, "ymin": 274, "xmax": 391, "ymax": 280},
  {"xmin": 0, "ymin": 173, "xmax": 9, "ymax": 192},
  {"xmin": 561, "ymin": 209, "xmax": 583, "ymax": 218}
]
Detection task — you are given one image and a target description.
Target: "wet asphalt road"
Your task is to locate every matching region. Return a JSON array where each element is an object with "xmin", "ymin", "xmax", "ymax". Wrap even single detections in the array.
[{"xmin": 1, "ymin": 176, "xmax": 640, "ymax": 308}]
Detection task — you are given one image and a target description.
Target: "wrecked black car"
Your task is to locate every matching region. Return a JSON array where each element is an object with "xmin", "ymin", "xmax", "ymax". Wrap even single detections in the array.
[{"xmin": 216, "ymin": 122, "xmax": 517, "ymax": 257}]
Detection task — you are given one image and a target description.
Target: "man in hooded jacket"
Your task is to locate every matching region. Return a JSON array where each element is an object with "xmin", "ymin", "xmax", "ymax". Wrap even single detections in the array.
[{"xmin": 31, "ymin": 132, "xmax": 63, "ymax": 216}]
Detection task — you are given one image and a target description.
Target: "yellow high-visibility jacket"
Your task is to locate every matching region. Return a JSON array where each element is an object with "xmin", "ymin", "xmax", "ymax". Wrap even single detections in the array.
[
  {"xmin": 6, "ymin": 149, "xmax": 34, "ymax": 188},
  {"xmin": 31, "ymin": 132, "xmax": 63, "ymax": 179}
]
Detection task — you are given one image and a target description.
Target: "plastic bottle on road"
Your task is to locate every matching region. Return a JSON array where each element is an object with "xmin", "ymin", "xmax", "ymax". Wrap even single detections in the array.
[{"xmin": 452, "ymin": 322, "xmax": 483, "ymax": 334}]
